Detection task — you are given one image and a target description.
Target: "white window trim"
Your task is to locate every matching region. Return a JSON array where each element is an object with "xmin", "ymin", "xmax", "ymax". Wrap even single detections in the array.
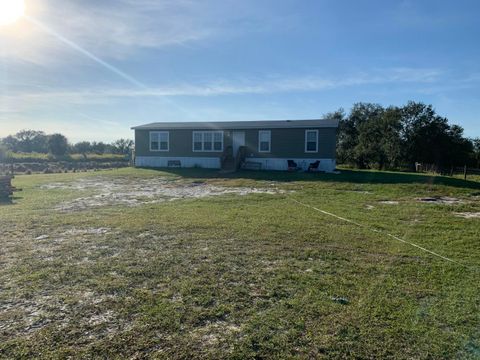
[
  {"xmin": 192, "ymin": 131, "xmax": 224, "ymax": 152},
  {"xmin": 150, "ymin": 131, "xmax": 169, "ymax": 152},
  {"xmin": 305, "ymin": 129, "xmax": 318, "ymax": 153},
  {"xmin": 258, "ymin": 130, "xmax": 271, "ymax": 153}
]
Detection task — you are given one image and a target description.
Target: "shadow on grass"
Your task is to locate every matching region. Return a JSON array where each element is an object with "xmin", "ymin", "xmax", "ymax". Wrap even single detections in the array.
[{"xmin": 138, "ymin": 167, "xmax": 480, "ymax": 190}]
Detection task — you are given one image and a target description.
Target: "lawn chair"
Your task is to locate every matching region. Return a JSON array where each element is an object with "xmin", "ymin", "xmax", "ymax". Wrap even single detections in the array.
[
  {"xmin": 307, "ymin": 160, "xmax": 320, "ymax": 172},
  {"xmin": 287, "ymin": 160, "xmax": 301, "ymax": 171}
]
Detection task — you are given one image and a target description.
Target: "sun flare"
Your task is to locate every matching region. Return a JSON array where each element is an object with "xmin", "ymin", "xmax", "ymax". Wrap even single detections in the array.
[{"xmin": 0, "ymin": 0, "xmax": 25, "ymax": 26}]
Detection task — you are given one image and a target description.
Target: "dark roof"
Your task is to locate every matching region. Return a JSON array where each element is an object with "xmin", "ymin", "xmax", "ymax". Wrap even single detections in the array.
[{"xmin": 131, "ymin": 119, "xmax": 339, "ymax": 130}]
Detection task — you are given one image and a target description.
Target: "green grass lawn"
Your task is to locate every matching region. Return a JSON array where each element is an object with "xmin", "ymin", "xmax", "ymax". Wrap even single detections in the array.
[{"xmin": 1, "ymin": 168, "xmax": 479, "ymax": 359}]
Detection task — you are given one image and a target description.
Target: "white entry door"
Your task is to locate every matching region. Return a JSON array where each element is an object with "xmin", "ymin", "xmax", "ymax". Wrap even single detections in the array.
[{"xmin": 232, "ymin": 131, "xmax": 245, "ymax": 158}]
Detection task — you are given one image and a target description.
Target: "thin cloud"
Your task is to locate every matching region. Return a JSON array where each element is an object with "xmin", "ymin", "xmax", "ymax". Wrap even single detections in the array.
[{"xmin": 1, "ymin": 68, "xmax": 444, "ymax": 104}]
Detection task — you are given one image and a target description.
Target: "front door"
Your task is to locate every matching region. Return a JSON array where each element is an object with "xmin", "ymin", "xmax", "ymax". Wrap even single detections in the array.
[{"xmin": 232, "ymin": 131, "xmax": 245, "ymax": 158}]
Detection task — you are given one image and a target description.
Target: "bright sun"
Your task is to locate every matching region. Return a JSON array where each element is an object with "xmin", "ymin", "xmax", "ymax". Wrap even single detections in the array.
[{"xmin": 0, "ymin": 0, "xmax": 25, "ymax": 26}]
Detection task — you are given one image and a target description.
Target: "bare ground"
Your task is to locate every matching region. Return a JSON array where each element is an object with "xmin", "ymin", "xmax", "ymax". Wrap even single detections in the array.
[{"xmin": 41, "ymin": 176, "xmax": 287, "ymax": 211}]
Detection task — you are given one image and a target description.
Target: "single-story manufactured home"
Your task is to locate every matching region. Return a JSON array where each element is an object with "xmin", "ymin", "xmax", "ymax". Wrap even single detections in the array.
[{"xmin": 131, "ymin": 119, "xmax": 339, "ymax": 172}]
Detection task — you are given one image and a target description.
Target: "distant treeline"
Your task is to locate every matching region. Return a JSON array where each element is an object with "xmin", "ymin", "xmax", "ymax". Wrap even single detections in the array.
[
  {"xmin": 331, "ymin": 101, "xmax": 480, "ymax": 172},
  {"xmin": 0, "ymin": 130, "xmax": 133, "ymax": 159}
]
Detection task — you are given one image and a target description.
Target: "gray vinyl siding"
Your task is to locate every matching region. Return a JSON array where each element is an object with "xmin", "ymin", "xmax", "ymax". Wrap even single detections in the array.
[
  {"xmin": 135, "ymin": 127, "xmax": 337, "ymax": 159},
  {"xmin": 135, "ymin": 129, "xmax": 232, "ymax": 157},
  {"xmin": 242, "ymin": 128, "xmax": 337, "ymax": 159}
]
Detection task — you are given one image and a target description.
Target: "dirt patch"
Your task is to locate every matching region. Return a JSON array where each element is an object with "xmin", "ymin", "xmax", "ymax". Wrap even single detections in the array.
[
  {"xmin": 42, "ymin": 176, "xmax": 287, "ymax": 212},
  {"xmin": 379, "ymin": 200, "xmax": 399, "ymax": 205},
  {"xmin": 0, "ymin": 291, "xmax": 126, "ymax": 340},
  {"xmin": 454, "ymin": 212, "xmax": 480, "ymax": 219},
  {"xmin": 62, "ymin": 227, "xmax": 111, "ymax": 236},
  {"xmin": 136, "ymin": 231, "xmax": 177, "ymax": 242},
  {"xmin": 87, "ymin": 310, "xmax": 115, "ymax": 326},
  {"xmin": 416, "ymin": 196, "xmax": 464, "ymax": 204},
  {"xmin": 190, "ymin": 321, "xmax": 242, "ymax": 346}
]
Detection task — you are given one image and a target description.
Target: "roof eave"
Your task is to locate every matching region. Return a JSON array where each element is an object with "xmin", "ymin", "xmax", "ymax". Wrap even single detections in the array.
[{"xmin": 131, "ymin": 122, "xmax": 339, "ymax": 130}]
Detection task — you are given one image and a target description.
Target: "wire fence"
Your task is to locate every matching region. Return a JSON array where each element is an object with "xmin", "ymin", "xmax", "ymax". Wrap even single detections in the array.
[{"xmin": 415, "ymin": 163, "xmax": 480, "ymax": 180}]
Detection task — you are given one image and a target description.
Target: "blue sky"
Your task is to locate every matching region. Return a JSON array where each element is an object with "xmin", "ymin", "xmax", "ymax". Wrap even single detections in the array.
[{"xmin": 0, "ymin": 0, "xmax": 479, "ymax": 142}]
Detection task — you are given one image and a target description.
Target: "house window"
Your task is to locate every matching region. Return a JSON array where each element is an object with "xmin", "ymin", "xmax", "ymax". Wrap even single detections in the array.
[
  {"xmin": 150, "ymin": 131, "xmax": 169, "ymax": 151},
  {"xmin": 214, "ymin": 132, "xmax": 223, "ymax": 151},
  {"xmin": 305, "ymin": 130, "xmax": 318, "ymax": 153},
  {"xmin": 192, "ymin": 131, "xmax": 224, "ymax": 152},
  {"xmin": 204, "ymin": 132, "xmax": 213, "ymax": 151},
  {"xmin": 193, "ymin": 132, "xmax": 203, "ymax": 151},
  {"xmin": 258, "ymin": 130, "xmax": 271, "ymax": 152}
]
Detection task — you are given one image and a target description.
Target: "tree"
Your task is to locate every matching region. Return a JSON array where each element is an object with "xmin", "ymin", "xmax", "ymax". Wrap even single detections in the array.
[
  {"xmin": 444, "ymin": 125, "xmax": 473, "ymax": 168},
  {"xmin": 14, "ymin": 130, "xmax": 48, "ymax": 153},
  {"xmin": 31, "ymin": 132, "xmax": 49, "ymax": 153},
  {"xmin": 379, "ymin": 107, "xmax": 404, "ymax": 168},
  {"xmin": 1, "ymin": 135, "xmax": 19, "ymax": 152},
  {"xmin": 354, "ymin": 106, "xmax": 403, "ymax": 169},
  {"xmin": 335, "ymin": 101, "xmax": 476, "ymax": 172},
  {"xmin": 337, "ymin": 103, "xmax": 384, "ymax": 168},
  {"xmin": 472, "ymin": 138, "xmax": 480, "ymax": 168},
  {"xmin": 73, "ymin": 141, "xmax": 92, "ymax": 158},
  {"xmin": 397, "ymin": 102, "xmax": 475, "ymax": 171},
  {"xmin": 111, "ymin": 139, "xmax": 134, "ymax": 155},
  {"xmin": 48, "ymin": 134, "xmax": 69, "ymax": 156},
  {"xmin": 91, "ymin": 141, "xmax": 106, "ymax": 154},
  {"xmin": 354, "ymin": 109, "xmax": 385, "ymax": 169},
  {"xmin": 401, "ymin": 102, "xmax": 451, "ymax": 170}
]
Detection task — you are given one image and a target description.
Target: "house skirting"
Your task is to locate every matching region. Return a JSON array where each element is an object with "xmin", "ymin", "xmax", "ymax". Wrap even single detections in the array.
[
  {"xmin": 135, "ymin": 156, "xmax": 221, "ymax": 169},
  {"xmin": 245, "ymin": 158, "xmax": 336, "ymax": 172},
  {"xmin": 136, "ymin": 156, "xmax": 336, "ymax": 172}
]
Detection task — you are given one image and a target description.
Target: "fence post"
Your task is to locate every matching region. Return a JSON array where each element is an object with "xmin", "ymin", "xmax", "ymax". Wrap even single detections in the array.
[{"xmin": 464, "ymin": 165, "xmax": 467, "ymax": 181}]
